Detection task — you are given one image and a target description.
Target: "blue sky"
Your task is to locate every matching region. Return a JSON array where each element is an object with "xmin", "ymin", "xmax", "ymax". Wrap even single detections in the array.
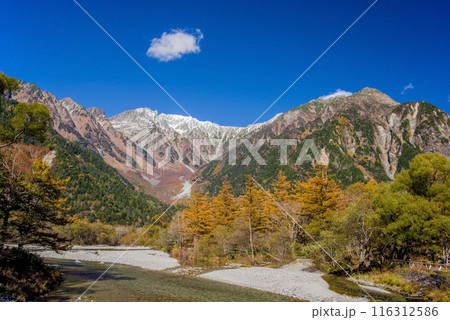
[{"xmin": 1, "ymin": 0, "xmax": 449, "ymax": 126}]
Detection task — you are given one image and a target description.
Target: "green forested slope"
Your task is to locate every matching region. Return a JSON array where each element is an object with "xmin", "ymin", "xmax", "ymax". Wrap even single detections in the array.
[
  {"xmin": 1, "ymin": 96, "xmax": 170, "ymax": 226},
  {"xmin": 49, "ymin": 134, "xmax": 169, "ymax": 225},
  {"xmin": 198, "ymin": 92, "xmax": 449, "ymax": 196}
]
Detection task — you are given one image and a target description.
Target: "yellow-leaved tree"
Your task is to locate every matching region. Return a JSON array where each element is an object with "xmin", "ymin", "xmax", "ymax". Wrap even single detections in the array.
[
  {"xmin": 240, "ymin": 175, "xmax": 271, "ymax": 259},
  {"xmin": 8, "ymin": 159, "xmax": 70, "ymax": 250},
  {"xmin": 182, "ymin": 192, "xmax": 216, "ymax": 246},
  {"xmin": 212, "ymin": 177, "xmax": 239, "ymax": 226},
  {"xmin": 270, "ymin": 170, "xmax": 300, "ymax": 245},
  {"xmin": 293, "ymin": 165, "xmax": 344, "ymax": 236}
]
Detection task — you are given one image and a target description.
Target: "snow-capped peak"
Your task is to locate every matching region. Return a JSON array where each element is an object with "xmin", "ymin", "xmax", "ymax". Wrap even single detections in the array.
[{"xmin": 109, "ymin": 107, "xmax": 279, "ymax": 140}]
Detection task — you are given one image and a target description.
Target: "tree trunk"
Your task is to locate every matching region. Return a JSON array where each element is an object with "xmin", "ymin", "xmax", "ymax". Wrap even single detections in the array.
[
  {"xmin": 248, "ymin": 216, "xmax": 254, "ymax": 260},
  {"xmin": 193, "ymin": 235, "xmax": 198, "ymax": 250}
]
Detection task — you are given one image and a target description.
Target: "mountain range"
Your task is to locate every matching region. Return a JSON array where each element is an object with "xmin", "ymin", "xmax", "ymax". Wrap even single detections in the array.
[
  {"xmin": 13, "ymin": 82, "xmax": 450, "ymax": 201},
  {"xmin": 199, "ymin": 88, "xmax": 450, "ymax": 194}
]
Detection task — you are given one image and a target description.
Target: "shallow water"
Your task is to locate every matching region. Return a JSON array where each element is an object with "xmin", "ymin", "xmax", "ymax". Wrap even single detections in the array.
[
  {"xmin": 322, "ymin": 274, "xmax": 423, "ymax": 302},
  {"xmin": 42, "ymin": 259, "xmax": 298, "ymax": 302}
]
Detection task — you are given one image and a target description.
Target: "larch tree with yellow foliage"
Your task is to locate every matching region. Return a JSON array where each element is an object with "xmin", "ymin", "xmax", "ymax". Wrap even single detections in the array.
[
  {"xmin": 5, "ymin": 159, "xmax": 70, "ymax": 250},
  {"xmin": 293, "ymin": 165, "xmax": 344, "ymax": 232},
  {"xmin": 240, "ymin": 175, "xmax": 271, "ymax": 259},
  {"xmin": 212, "ymin": 177, "xmax": 239, "ymax": 226},
  {"xmin": 270, "ymin": 170, "xmax": 300, "ymax": 244},
  {"xmin": 182, "ymin": 192, "xmax": 217, "ymax": 245},
  {"xmin": 344, "ymin": 179, "xmax": 378, "ymax": 202}
]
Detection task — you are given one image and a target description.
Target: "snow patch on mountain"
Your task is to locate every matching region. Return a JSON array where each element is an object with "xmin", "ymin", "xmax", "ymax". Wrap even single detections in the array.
[
  {"xmin": 109, "ymin": 107, "xmax": 281, "ymax": 141},
  {"xmin": 172, "ymin": 180, "xmax": 193, "ymax": 200}
]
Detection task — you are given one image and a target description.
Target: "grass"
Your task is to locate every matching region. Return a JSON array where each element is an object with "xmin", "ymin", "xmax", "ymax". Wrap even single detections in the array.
[
  {"xmin": 425, "ymin": 287, "xmax": 450, "ymax": 302},
  {"xmin": 322, "ymin": 274, "xmax": 413, "ymax": 302},
  {"xmin": 355, "ymin": 267, "xmax": 449, "ymax": 302},
  {"xmin": 363, "ymin": 271, "xmax": 421, "ymax": 294}
]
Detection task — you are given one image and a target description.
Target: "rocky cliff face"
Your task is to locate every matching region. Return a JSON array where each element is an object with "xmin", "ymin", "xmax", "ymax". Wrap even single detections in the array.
[
  {"xmin": 109, "ymin": 107, "xmax": 275, "ymax": 140},
  {"xmin": 12, "ymin": 82, "xmax": 277, "ymax": 202},
  {"xmin": 198, "ymin": 88, "xmax": 450, "ymax": 194},
  {"xmin": 13, "ymin": 81, "xmax": 450, "ymax": 200},
  {"xmin": 108, "ymin": 107, "xmax": 280, "ymax": 171},
  {"xmin": 14, "ymin": 83, "xmax": 128, "ymax": 162},
  {"xmin": 12, "ymin": 83, "xmax": 185, "ymax": 201}
]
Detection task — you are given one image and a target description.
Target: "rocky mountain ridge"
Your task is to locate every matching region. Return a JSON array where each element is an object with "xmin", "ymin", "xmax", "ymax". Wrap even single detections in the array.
[
  {"xmin": 13, "ymin": 82, "xmax": 275, "ymax": 201},
  {"xmin": 13, "ymin": 81, "xmax": 450, "ymax": 200},
  {"xmin": 197, "ymin": 88, "xmax": 450, "ymax": 194},
  {"xmin": 109, "ymin": 107, "xmax": 280, "ymax": 141}
]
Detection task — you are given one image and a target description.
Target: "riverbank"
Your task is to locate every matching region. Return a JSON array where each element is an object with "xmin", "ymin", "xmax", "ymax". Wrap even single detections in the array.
[
  {"xmin": 199, "ymin": 261, "xmax": 366, "ymax": 302},
  {"xmin": 35, "ymin": 246, "xmax": 179, "ymax": 271},
  {"xmin": 355, "ymin": 268, "xmax": 449, "ymax": 302},
  {"xmin": 42, "ymin": 259, "xmax": 298, "ymax": 302},
  {"xmin": 34, "ymin": 246, "xmax": 364, "ymax": 302},
  {"xmin": 0, "ymin": 248, "xmax": 62, "ymax": 301}
]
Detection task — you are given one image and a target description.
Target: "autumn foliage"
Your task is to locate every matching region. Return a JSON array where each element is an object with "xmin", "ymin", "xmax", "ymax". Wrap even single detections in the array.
[
  {"xmin": 168, "ymin": 155, "xmax": 449, "ymax": 270},
  {"xmin": 174, "ymin": 168, "xmax": 346, "ymax": 265}
]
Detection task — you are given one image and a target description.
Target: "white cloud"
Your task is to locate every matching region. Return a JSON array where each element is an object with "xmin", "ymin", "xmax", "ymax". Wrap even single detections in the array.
[
  {"xmin": 146, "ymin": 29, "xmax": 203, "ymax": 62},
  {"xmin": 401, "ymin": 83, "xmax": 414, "ymax": 95},
  {"xmin": 319, "ymin": 89, "xmax": 353, "ymax": 100}
]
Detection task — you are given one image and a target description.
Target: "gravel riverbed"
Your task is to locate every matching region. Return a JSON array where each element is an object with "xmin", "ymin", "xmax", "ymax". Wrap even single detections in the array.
[
  {"xmin": 200, "ymin": 262, "xmax": 366, "ymax": 302},
  {"xmin": 34, "ymin": 246, "xmax": 365, "ymax": 301},
  {"xmin": 35, "ymin": 246, "xmax": 180, "ymax": 271}
]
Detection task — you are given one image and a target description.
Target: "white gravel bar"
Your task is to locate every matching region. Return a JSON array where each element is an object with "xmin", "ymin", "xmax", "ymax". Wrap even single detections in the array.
[
  {"xmin": 34, "ymin": 246, "xmax": 365, "ymax": 301},
  {"xmin": 35, "ymin": 246, "xmax": 179, "ymax": 271},
  {"xmin": 199, "ymin": 262, "xmax": 366, "ymax": 302}
]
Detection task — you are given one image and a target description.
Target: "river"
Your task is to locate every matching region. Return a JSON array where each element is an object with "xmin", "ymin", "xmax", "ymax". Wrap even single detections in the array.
[
  {"xmin": 37, "ymin": 247, "xmax": 410, "ymax": 302},
  {"xmin": 42, "ymin": 259, "xmax": 298, "ymax": 302}
]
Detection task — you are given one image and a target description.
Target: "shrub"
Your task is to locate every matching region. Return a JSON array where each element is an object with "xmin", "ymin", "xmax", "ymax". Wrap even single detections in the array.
[{"xmin": 0, "ymin": 248, "xmax": 62, "ymax": 301}]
